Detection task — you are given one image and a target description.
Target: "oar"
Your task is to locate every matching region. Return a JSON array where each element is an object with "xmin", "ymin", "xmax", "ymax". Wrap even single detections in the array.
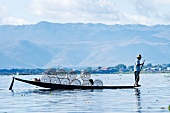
[
  {"xmin": 141, "ymin": 60, "xmax": 145, "ymax": 71},
  {"xmin": 9, "ymin": 77, "xmax": 15, "ymax": 90}
]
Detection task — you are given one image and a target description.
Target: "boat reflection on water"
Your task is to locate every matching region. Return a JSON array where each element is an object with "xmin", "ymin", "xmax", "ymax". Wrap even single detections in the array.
[{"xmin": 135, "ymin": 89, "xmax": 142, "ymax": 113}]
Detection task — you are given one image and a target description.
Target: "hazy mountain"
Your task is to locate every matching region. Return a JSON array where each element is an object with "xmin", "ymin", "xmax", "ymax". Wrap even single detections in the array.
[
  {"xmin": 0, "ymin": 40, "xmax": 52, "ymax": 68},
  {"xmin": 0, "ymin": 21, "xmax": 170, "ymax": 68}
]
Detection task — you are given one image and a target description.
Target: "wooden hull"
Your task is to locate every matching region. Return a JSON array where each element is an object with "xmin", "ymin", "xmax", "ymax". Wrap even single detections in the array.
[{"xmin": 14, "ymin": 77, "xmax": 139, "ymax": 90}]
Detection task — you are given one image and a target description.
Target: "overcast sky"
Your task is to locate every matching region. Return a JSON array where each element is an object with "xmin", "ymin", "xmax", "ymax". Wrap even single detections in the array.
[{"xmin": 1, "ymin": 0, "xmax": 170, "ymax": 26}]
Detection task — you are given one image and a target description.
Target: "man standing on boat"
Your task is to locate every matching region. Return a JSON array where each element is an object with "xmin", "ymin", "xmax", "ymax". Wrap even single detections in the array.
[{"xmin": 134, "ymin": 54, "xmax": 144, "ymax": 86}]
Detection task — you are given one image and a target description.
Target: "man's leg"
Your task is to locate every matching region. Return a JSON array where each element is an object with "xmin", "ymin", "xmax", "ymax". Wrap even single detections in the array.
[{"xmin": 134, "ymin": 71, "xmax": 140, "ymax": 85}]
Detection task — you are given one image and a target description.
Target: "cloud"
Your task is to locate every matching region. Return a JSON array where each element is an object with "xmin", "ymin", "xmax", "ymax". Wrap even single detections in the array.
[
  {"xmin": 30, "ymin": 0, "xmax": 169, "ymax": 25},
  {"xmin": 0, "ymin": 6, "xmax": 29, "ymax": 25},
  {"xmin": 0, "ymin": 6, "xmax": 8, "ymax": 22},
  {"xmin": 30, "ymin": 0, "xmax": 124, "ymax": 24},
  {"xmin": 1, "ymin": 17, "xmax": 29, "ymax": 25},
  {"xmin": 130, "ymin": 0, "xmax": 170, "ymax": 25},
  {"xmin": 1, "ymin": 0, "xmax": 170, "ymax": 25},
  {"xmin": 152, "ymin": 0, "xmax": 170, "ymax": 4},
  {"xmin": 130, "ymin": 0, "xmax": 157, "ymax": 17},
  {"xmin": 30, "ymin": 0, "xmax": 79, "ymax": 16}
]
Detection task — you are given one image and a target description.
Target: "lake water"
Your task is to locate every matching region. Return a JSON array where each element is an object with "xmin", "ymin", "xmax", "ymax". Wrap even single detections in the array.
[{"xmin": 0, "ymin": 73, "xmax": 170, "ymax": 113}]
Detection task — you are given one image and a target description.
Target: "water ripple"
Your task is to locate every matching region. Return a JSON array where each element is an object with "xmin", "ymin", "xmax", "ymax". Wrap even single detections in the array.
[{"xmin": 0, "ymin": 74, "xmax": 170, "ymax": 112}]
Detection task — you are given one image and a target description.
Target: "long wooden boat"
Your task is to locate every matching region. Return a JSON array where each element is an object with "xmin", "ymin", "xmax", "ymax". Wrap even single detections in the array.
[{"xmin": 9, "ymin": 77, "xmax": 140, "ymax": 90}]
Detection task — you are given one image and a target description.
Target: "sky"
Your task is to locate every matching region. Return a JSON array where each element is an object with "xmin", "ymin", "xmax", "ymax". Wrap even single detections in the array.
[{"xmin": 1, "ymin": 0, "xmax": 170, "ymax": 26}]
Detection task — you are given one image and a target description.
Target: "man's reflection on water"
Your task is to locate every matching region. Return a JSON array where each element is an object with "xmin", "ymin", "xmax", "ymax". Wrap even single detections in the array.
[{"xmin": 135, "ymin": 88, "xmax": 142, "ymax": 113}]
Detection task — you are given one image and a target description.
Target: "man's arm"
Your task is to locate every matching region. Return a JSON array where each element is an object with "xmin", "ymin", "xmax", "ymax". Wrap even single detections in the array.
[{"xmin": 136, "ymin": 61, "xmax": 144, "ymax": 66}]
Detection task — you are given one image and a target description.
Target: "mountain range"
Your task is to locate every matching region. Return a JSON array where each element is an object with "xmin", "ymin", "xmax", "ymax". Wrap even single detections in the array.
[{"xmin": 0, "ymin": 21, "xmax": 170, "ymax": 69}]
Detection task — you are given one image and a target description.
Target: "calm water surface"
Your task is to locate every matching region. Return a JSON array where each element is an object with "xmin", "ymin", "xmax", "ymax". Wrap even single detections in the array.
[{"xmin": 0, "ymin": 74, "xmax": 170, "ymax": 113}]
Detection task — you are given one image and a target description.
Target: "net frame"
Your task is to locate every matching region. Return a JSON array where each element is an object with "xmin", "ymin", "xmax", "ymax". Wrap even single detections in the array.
[
  {"xmin": 56, "ymin": 69, "xmax": 66, "ymax": 79},
  {"xmin": 50, "ymin": 77, "xmax": 61, "ymax": 84},
  {"xmin": 67, "ymin": 71, "xmax": 77, "ymax": 81},
  {"xmin": 81, "ymin": 71, "xmax": 91, "ymax": 81},
  {"xmin": 40, "ymin": 75, "xmax": 50, "ymax": 83},
  {"xmin": 70, "ymin": 79, "xmax": 81, "ymax": 86},
  {"xmin": 60, "ymin": 78, "xmax": 70, "ymax": 85},
  {"xmin": 93, "ymin": 79, "xmax": 103, "ymax": 86},
  {"xmin": 82, "ymin": 80, "xmax": 92, "ymax": 86}
]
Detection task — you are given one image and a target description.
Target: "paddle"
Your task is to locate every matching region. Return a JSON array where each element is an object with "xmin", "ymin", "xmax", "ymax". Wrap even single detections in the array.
[
  {"xmin": 140, "ymin": 60, "xmax": 145, "ymax": 71},
  {"xmin": 9, "ymin": 77, "xmax": 15, "ymax": 90}
]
